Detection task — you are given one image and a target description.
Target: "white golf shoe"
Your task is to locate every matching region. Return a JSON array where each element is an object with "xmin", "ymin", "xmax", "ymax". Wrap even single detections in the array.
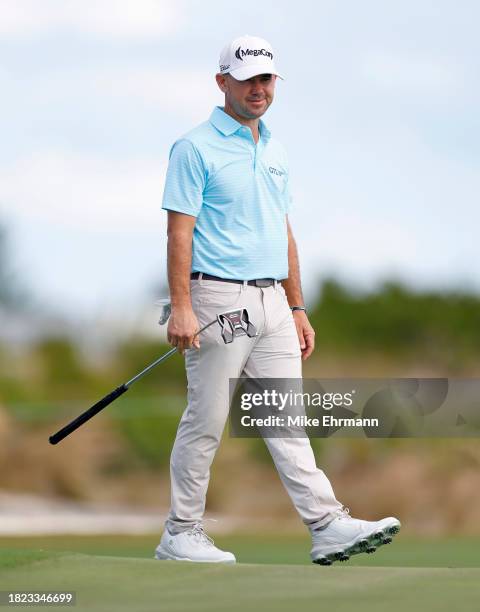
[
  {"xmin": 311, "ymin": 508, "xmax": 401, "ymax": 565},
  {"xmin": 155, "ymin": 523, "xmax": 236, "ymax": 564}
]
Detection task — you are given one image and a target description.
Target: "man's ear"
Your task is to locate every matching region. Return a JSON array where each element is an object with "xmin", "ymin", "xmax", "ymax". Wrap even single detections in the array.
[{"xmin": 215, "ymin": 73, "xmax": 228, "ymax": 93}]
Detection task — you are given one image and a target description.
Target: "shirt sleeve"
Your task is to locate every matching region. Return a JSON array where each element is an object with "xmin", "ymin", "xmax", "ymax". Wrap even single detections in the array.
[
  {"xmin": 283, "ymin": 173, "xmax": 293, "ymax": 214},
  {"xmin": 161, "ymin": 139, "xmax": 206, "ymax": 217}
]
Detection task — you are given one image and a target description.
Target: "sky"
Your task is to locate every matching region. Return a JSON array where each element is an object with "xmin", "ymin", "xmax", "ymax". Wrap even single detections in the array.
[{"xmin": 0, "ymin": 0, "xmax": 478, "ymax": 325}]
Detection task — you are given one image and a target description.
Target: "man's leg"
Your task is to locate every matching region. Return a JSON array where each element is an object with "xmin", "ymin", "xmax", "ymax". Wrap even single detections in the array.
[
  {"xmin": 165, "ymin": 280, "xmax": 258, "ymax": 534},
  {"xmin": 242, "ymin": 283, "xmax": 344, "ymax": 531}
]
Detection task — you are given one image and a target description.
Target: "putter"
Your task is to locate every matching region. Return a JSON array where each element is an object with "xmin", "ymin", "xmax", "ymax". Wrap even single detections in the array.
[{"xmin": 48, "ymin": 307, "xmax": 256, "ymax": 445}]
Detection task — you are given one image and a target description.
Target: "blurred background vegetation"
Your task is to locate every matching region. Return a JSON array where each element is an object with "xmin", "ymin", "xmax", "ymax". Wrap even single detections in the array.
[{"xmin": 0, "ymin": 222, "xmax": 479, "ymax": 534}]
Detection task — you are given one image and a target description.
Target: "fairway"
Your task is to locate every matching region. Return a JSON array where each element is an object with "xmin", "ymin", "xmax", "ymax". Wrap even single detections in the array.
[
  {"xmin": 1, "ymin": 536, "xmax": 479, "ymax": 611},
  {"xmin": 1, "ymin": 553, "xmax": 478, "ymax": 612}
]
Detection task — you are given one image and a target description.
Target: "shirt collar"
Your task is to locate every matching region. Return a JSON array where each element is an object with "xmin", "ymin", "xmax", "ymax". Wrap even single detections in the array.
[{"xmin": 209, "ymin": 106, "xmax": 271, "ymax": 142}]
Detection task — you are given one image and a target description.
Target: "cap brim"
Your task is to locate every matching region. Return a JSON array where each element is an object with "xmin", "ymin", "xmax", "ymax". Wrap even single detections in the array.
[{"xmin": 228, "ymin": 65, "xmax": 284, "ymax": 81}]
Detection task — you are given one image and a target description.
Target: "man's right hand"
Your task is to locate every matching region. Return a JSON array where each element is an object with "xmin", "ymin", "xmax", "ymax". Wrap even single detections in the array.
[{"xmin": 167, "ymin": 306, "xmax": 200, "ymax": 354}]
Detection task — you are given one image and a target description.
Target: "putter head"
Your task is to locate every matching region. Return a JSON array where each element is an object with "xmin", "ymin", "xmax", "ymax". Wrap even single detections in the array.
[
  {"xmin": 156, "ymin": 298, "xmax": 172, "ymax": 326},
  {"xmin": 217, "ymin": 308, "xmax": 257, "ymax": 344}
]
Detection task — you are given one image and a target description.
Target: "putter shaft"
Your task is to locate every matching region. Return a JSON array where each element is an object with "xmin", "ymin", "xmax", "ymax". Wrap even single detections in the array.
[{"xmin": 49, "ymin": 318, "xmax": 217, "ymax": 445}]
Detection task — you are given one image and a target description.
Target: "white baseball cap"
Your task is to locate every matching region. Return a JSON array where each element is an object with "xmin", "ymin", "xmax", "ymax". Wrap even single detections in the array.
[{"xmin": 218, "ymin": 34, "xmax": 284, "ymax": 81}]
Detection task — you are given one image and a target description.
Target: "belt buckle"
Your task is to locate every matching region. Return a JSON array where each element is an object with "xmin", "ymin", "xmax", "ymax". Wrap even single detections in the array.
[{"xmin": 254, "ymin": 279, "xmax": 273, "ymax": 288}]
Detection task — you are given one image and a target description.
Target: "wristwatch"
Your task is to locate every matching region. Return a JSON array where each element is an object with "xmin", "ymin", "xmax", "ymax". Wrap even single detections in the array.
[{"xmin": 290, "ymin": 306, "xmax": 307, "ymax": 313}]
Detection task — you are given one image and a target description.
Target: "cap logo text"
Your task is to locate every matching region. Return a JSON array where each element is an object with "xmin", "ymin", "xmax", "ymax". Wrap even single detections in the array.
[{"xmin": 235, "ymin": 47, "xmax": 273, "ymax": 62}]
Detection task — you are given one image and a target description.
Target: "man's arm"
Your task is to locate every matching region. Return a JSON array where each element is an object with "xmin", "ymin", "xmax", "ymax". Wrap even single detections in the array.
[
  {"xmin": 166, "ymin": 211, "xmax": 200, "ymax": 353},
  {"xmin": 281, "ymin": 217, "xmax": 315, "ymax": 361},
  {"xmin": 282, "ymin": 217, "xmax": 305, "ymax": 307}
]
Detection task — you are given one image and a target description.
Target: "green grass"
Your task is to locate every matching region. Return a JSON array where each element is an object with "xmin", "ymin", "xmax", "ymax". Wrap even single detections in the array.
[
  {"xmin": 2, "ymin": 534, "xmax": 479, "ymax": 567},
  {"xmin": 1, "ymin": 535, "xmax": 479, "ymax": 612}
]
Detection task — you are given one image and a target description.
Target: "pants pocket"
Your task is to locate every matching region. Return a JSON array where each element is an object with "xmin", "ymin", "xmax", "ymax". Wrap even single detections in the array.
[{"xmin": 192, "ymin": 281, "xmax": 243, "ymax": 309}]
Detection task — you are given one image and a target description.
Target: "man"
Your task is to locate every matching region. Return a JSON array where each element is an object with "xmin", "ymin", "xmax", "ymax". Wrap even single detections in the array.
[{"xmin": 155, "ymin": 34, "xmax": 400, "ymax": 565}]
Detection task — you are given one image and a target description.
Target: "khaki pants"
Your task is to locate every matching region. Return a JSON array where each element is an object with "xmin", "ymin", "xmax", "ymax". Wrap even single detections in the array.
[{"xmin": 165, "ymin": 278, "xmax": 343, "ymax": 534}]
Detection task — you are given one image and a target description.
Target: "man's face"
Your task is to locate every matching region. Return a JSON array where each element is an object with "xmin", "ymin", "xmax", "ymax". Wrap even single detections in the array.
[{"xmin": 216, "ymin": 73, "xmax": 276, "ymax": 119}]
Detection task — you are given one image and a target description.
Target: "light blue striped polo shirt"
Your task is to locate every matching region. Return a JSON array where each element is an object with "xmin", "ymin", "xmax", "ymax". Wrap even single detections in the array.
[{"xmin": 161, "ymin": 106, "xmax": 291, "ymax": 280}]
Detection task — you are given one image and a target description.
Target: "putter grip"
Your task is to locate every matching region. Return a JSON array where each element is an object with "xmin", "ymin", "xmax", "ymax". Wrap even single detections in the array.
[{"xmin": 49, "ymin": 384, "xmax": 129, "ymax": 445}]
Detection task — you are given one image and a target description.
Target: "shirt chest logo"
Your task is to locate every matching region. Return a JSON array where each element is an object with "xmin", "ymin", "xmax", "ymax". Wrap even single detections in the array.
[{"xmin": 268, "ymin": 166, "xmax": 285, "ymax": 177}]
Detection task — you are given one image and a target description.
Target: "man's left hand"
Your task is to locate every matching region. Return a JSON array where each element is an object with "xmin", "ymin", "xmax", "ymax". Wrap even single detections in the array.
[{"xmin": 293, "ymin": 310, "xmax": 315, "ymax": 361}]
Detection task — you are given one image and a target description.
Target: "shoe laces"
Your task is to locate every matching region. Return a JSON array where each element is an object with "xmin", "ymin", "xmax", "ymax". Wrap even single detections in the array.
[
  {"xmin": 337, "ymin": 506, "xmax": 351, "ymax": 521},
  {"xmin": 188, "ymin": 521, "xmax": 215, "ymax": 547}
]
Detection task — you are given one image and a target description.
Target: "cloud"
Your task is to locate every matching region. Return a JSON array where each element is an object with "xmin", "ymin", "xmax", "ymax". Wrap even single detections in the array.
[
  {"xmin": 0, "ymin": 62, "xmax": 219, "ymax": 125},
  {"xmin": 360, "ymin": 51, "xmax": 463, "ymax": 95},
  {"xmin": 0, "ymin": 0, "xmax": 185, "ymax": 40},
  {"xmin": 0, "ymin": 152, "xmax": 167, "ymax": 231},
  {"xmin": 92, "ymin": 66, "xmax": 219, "ymax": 117}
]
